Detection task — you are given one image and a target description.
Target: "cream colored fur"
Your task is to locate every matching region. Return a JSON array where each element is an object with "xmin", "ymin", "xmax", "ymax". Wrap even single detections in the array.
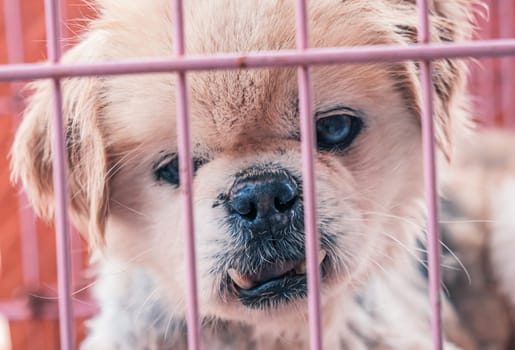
[
  {"xmin": 441, "ymin": 129, "xmax": 515, "ymax": 349},
  {"xmin": 10, "ymin": 0, "xmax": 481, "ymax": 349}
]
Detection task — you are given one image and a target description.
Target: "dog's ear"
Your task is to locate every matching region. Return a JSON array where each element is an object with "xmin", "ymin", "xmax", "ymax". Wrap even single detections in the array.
[
  {"xmin": 394, "ymin": 0, "xmax": 480, "ymax": 159},
  {"xmin": 10, "ymin": 31, "xmax": 108, "ymax": 247}
]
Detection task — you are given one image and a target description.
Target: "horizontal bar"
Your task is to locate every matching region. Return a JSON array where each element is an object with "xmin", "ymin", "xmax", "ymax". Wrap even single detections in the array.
[
  {"xmin": 0, "ymin": 297, "xmax": 98, "ymax": 321},
  {"xmin": 1, "ymin": 39, "xmax": 515, "ymax": 81}
]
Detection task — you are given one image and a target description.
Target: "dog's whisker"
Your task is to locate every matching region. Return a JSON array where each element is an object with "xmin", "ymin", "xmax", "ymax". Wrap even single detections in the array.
[
  {"xmin": 439, "ymin": 239, "xmax": 472, "ymax": 285},
  {"xmin": 110, "ymin": 198, "xmax": 149, "ymax": 218},
  {"xmin": 135, "ymin": 288, "xmax": 160, "ymax": 318},
  {"xmin": 105, "ymin": 144, "xmax": 148, "ymax": 181},
  {"xmin": 336, "ymin": 250, "xmax": 362, "ymax": 291},
  {"xmin": 439, "ymin": 219, "xmax": 496, "ymax": 224},
  {"xmin": 359, "ymin": 210, "xmax": 426, "ymax": 231},
  {"xmin": 71, "ymin": 279, "xmax": 101, "ymax": 296}
]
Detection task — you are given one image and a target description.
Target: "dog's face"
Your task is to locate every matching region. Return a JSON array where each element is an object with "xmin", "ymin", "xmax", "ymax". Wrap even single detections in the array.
[
  {"xmin": 107, "ymin": 63, "xmax": 423, "ymax": 319},
  {"xmin": 11, "ymin": 0, "xmax": 475, "ymax": 325}
]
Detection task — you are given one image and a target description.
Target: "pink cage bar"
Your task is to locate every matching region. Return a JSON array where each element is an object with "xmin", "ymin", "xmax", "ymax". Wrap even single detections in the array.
[{"xmin": 0, "ymin": 0, "xmax": 514, "ymax": 349}]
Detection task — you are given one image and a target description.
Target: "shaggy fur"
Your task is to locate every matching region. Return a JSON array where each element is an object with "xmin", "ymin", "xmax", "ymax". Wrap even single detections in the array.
[
  {"xmin": 10, "ymin": 0, "xmax": 482, "ymax": 348},
  {"xmin": 440, "ymin": 129, "xmax": 515, "ymax": 350}
]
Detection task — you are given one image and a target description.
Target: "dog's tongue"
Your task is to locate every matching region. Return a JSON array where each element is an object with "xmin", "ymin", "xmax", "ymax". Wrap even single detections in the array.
[
  {"xmin": 228, "ymin": 251, "xmax": 327, "ymax": 290},
  {"xmin": 254, "ymin": 260, "xmax": 299, "ymax": 282},
  {"xmin": 228, "ymin": 261, "xmax": 299, "ymax": 290}
]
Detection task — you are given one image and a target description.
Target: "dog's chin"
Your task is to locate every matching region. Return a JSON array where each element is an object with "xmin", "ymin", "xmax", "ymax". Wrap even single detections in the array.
[{"xmin": 221, "ymin": 250, "xmax": 329, "ymax": 310}]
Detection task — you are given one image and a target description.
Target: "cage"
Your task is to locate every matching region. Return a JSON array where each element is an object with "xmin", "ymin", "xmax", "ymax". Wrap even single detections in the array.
[{"xmin": 0, "ymin": 0, "xmax": 514, "ymax": 349}]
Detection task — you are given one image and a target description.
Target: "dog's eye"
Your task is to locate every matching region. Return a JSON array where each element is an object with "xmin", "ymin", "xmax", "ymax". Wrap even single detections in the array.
[
  {"xmin": 316, "ymin": 114, "xmax": 363, "ymax": 151},
  {"xmin": 155, "ymin": 155, "xmax": 207, "ymax": 186},
  {"xmin": 156, "ymin": 156, "xmax": 180, "ymax": 186}
]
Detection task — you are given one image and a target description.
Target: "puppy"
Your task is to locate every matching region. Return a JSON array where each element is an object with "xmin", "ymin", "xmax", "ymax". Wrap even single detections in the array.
[{"xmin": 11, "ymin": 0, "xmax": 480, "ymax": 349}]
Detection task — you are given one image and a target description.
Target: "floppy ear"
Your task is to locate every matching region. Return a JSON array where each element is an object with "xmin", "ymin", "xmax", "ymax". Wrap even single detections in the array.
[
  {"xmin": 394, "ymin": 0, "xmax": 480, "ymax": 159},
  {"xmin": 10, "ymin": 31, "xmax": 109, "ymax": 247}
]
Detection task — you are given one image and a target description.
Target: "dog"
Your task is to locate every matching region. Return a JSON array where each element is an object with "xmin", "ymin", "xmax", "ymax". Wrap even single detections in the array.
[{"xmin": 10, "ymin": 0, "xmax": 481, "ymax": 348}]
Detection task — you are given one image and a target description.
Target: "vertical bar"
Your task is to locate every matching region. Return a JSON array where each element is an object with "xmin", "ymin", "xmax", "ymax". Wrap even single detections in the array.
[
  {"xmin": 294, "ymin": 1, "xmax": 322, "ymax": 350},
  {"xmin": 171, "ymin": 1, "xmax": 201, "ymax": 349},
  {"xmin": 59, "ymin": 0, "xmax": 68, "ymax": 41},
  {"xmin": 59, "ymin": 0, "xmax": 72, "ymax": 53},
  {"xmin": 4, "ymin": 0, "xmax": 41, "ymax": 289},
  {"xmin": 498, "ymin": 0, "xmax": 515, "ymax": 128},
  {"xmin": 58, "ymin": 0, "xmax": 84, "ymax": 288},
  {"xmin": 5, "ymin": 2, "xmax": 42, "ymax": 349},
  {"xmin": 43, "ymin": 0, "xmax": 75, "ymax": 349},
  {"xmin": 485, "ymin": 0, "xmax": 499, "ymax": 127},
  {"xmin": 416, "ymin": 1, "xmax": 443, "ymax": 350},
  {"xmin": 4, "ymin": 0, "xmax": 24, "ymax": 65},
  {"xmin": 16, "ymin": 192, "xmax": 40, "ymax": 288},
  {"xmin": 70, "ymin": 227, "xmax": 83, "ymax": 288},
  {"xmin": 472, "ymin": 0, "xmax": 498, "ymax": 127}
]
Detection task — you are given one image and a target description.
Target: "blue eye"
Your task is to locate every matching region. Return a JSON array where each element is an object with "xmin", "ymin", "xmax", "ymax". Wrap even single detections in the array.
[
  {"xmin": 156, "ymin": 156, "xmax": 180, "ymax": 186},
  {"xmin": 316, "ymin": 114, "xmax": 362, "ymax": 151},
  {"xmin": 155, "ymin": 155, "xmax": 208, "ymax": 186}
]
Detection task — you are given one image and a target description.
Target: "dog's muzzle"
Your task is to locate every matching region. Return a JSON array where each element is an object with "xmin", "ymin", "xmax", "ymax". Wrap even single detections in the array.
[{"xmin": 218, "ymin": 166, "xmax": 328, "ymax": 308}]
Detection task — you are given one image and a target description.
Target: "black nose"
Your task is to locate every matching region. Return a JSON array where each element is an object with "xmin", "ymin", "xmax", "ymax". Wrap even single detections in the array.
[{"xmin": 228, "ymin": 170, "xmax": 300, "ymax": 233}]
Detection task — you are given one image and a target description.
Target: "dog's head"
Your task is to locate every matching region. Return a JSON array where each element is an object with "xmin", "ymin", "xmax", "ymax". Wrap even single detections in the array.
[{"xmin": 11, "ymin": 0, "xmax": 477, "ymax": 324}]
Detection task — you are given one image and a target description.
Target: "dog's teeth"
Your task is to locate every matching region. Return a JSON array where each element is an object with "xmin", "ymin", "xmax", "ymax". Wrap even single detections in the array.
[
  {"xmin": 295, "ymin": 251, "xmax": 326, "ymax": 274},
  {"xmin": 319, "ymin": 250, "xmax": 327, "ymax": 265},
  {"xmin": 228, "ymin": 268, "xmax": 255, "ymax": 289},
  {"xmin": 295, "ymin": 261, "xmax": 307, "ymax": 274}
]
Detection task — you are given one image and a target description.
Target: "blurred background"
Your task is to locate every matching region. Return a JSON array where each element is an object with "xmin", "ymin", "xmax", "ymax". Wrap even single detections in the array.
[{"xmin": 0, "ymin": 0, "xmax": 514, "ymax": 349}]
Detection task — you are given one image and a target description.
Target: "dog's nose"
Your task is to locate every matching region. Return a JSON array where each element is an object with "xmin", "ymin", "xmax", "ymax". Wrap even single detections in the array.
[{"xmin": 229, "ymin": 172, "xmax": 299, "ymax": 232}]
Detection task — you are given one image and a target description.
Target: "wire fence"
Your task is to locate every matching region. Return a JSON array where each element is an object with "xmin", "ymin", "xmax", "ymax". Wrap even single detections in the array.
[{"xmin": 0, "ymin": 0, "xmax": 514, "ymax": 349}]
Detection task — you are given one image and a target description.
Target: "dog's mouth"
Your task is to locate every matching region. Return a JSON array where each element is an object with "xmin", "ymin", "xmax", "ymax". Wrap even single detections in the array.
[{"xmin": 227, "ymin": 250, "xmax": 327, "ymax": 308}]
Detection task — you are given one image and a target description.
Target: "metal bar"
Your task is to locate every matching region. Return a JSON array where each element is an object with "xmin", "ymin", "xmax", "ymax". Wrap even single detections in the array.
[
  {"xmin": 294, "ymin": 1, "xmax": 322, "ymax": 350},
  {"xmin": 1, "ymin": 39, "xmax": 515, "ymax": 81},
  {"xmin": 70, "ymin": 227, "xmax": 83, "ymax": 289},
  {"xmin": 4, "ymin": 0, "xmax": 25, "ymax": 65},
  {"xmin": 0, "ymin": 297, "xmax": 98, "ymax": 322},
  {"xmin": 43, "ymin": 0, "xmax": 75, "ymax": 348},
  {"xmin": 478, "ymin": 0, "xmax": 499, "ymax": 127},
  {"xmin": 3, "ymin": 0, "xmax": 41, "ymax": 290},
  {"xmin": 59, "ymin": 0, "xmax": 69, "ymax": 43},
  {"xmin": 416, "ymin": 1, "xmax": 442, "ymax": 349},
  {"xmin": 17, "ymin": 192, "xmax": 40, "ymax": 288},
  {"xmin": 498, "ymin": 0, "xmax": 515, "ymax": 127},
  {"xmin": 171, "ymin": 1, "xmax": 201, "ymax": 349},
  {"xmin": 58, "ymin": 0, "xmax": 84, "ymax": 290}
]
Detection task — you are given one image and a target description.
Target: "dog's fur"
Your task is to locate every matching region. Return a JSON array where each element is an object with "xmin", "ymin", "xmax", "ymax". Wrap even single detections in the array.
[
  {"xmin": 10, "ymin": 0, "xmax": 483, "ymax": 348},
  {"xmin": 440, "ymin": 129, "xmax": 515, "ymax": 350}
]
